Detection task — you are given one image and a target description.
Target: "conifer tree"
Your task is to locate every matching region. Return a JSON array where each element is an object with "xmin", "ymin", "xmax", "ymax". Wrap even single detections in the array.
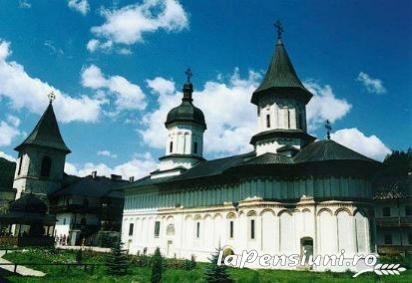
[
  {"xmin": 151, "ymin": 247, "xmax": 163, "ymax": 283},
  {"xmin": 105, "ymin": 239, "xmax": 130, "ymax": 275},
  {"xmin": 204, "ymin": 250, "xmax": 233, "ymax": 283}
]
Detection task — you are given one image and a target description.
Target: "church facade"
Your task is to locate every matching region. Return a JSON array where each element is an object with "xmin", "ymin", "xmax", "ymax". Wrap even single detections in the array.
[{"xmin": 121, "ymin": 32, "xmax": 380, "ymax": 271}]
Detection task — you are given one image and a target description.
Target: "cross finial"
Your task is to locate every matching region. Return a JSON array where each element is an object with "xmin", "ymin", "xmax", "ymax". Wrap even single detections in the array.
[
  {"xmin": 185, "ymin": 67, "xmax": 193, "ymax": 83},
  {"xmin": 48, "ymin": 91, "xmax": 56, "ymax": 104},
  {"xmin": 274, "ymin": 20, "xmax": 284, "ymax": 40},
  {"xmin": 325, "ymin": 119, "xmax": 332, "ymax": 140}
]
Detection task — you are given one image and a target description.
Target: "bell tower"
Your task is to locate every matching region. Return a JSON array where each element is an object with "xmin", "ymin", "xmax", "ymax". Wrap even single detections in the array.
[
  {"xmin": 13, "ymin": 93, "xmax": 70, "ymax": 199},
  {"xmin": 250, "ymin": 22, "xmax": 315, "ymax": 156}
]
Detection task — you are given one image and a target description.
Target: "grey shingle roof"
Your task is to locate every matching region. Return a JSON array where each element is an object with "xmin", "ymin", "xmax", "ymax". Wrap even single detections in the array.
[
  {"xmin": 15, "ymin": 103, "xmax": 70, "ymax": 153},
  {"xmin": 122, "ymin": 139, "xmax": 379, "ymax": 191}
]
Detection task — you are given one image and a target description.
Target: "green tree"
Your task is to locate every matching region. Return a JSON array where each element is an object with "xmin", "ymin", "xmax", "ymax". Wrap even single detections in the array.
[
  {"xmin": 105, "ymin": 240, "xmax": 130, "ymax": 275},
  {"xmin": 204, "ymin": 250, "xmax": 233, "ymax": 283},
  {"xmin": 151, "ymin": 247, "xmax": 164, "ymax": 283}
]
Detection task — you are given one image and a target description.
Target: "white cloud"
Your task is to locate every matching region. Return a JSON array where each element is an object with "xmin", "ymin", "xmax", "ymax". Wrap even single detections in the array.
[
  {"xmin": 356, "ymin": 72, "xmax": 386, "ymax": 94},
  {"xmin": 142, "ymin": 69, "xmax": 260, "ymax": 156},
  {"xmin": 305, "ymin": 81, "xmax": 352, "ymax": 131},
  {"xmin": 0, "ymin": 40, "xmax": 102, "ymax": 123},
  {"xmin": 81, "ymin": 64, "xmax": 147, "ymax": 112},
  {"xmin": 88, "ymin": 0, "xmax": 188, "ymax": 52},
  {"xmin": 0, "ymin": 116, "xmax": 21, "ymax": 147},
  {"xmin": 0, "ymin": 151, "xmax": 15, "ymax": 161},
  {"xmin": 18, "ymin": 0, "xmax": 31, "ymax": 9},
  {"xmin": 44, "ymin": 40, "xmax": 64, "ymax": 56},
  {"xmin": 97, "ymin": 150, "xmax": 118, "ymax": 159},
  {"xmin": 68, "ymin": 0, "xmax": 90, "ymax": 15},
  {"xmin": 65, "ymin": 153, "xmax": 157, "ymax": 179},
  {"xmin": 331, "ymin": 128, "xmax": 391, "ymax": 161}
]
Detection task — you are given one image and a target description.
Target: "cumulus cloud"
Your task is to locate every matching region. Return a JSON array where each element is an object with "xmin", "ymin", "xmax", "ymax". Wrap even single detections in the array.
[
  {"xmin": 141, "ymin": 70, "xmax": 260, "ymax": 156},
  {"xmin": 0, "ymin": 151, "xmax": 15, "ymax": 161},
  {"xmin": 88, "ymin": 0, "xmax": 188, "ymax": 52},
  {"xmin": 0, "ymin": 116, "xmax": 21, "ymax": 147},
  {"xmin": 305, "ymin": 81, "xmax": 352, "ymax": 131},
  {"xmin": 68, "ymin": 0, "xmax": 90, "ymax": 15},
  {"xmin": 331, "ymin": 128, "xmax": 391, "ymax": 161},
  {"xmin": 81, "ymin": 64, "xmax": 147, "ymax": 112},
  {"xmin": 18, "ymin": 0, "xmax": 31, "ymax": 9},
  {"xmin": 0, "ymin": 40, "xmax": 102, "ymax": 123},
  {"xmin": 97, "ymin": 150, "xmax": 118, "ymax": 159},
  {"xmin": 356, "ymin": 72, "xmax": 386, "ymax": 94},
  {"xmin": 65, "ymin": 153, "xmax": 157, "ymax": 179}
]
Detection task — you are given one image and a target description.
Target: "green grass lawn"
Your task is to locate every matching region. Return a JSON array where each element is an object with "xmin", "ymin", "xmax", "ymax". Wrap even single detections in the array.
[{"xmin": 1, "ymin": 249, "xmax": 411, "ymax": 283}]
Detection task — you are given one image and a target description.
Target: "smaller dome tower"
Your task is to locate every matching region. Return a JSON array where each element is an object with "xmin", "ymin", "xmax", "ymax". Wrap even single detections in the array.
[{"xmin": 155, "ymin": 69, "xmax": 206, "ymax": 177}]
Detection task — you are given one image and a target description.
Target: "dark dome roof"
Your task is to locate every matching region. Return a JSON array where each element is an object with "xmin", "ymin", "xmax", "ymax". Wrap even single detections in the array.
[
  {"xmin": 9, "ymin": 194, "xmax": 48, "ymax": 214},
  {"xmin": 165, "ymin": 82, "xmax": 206, "ymax": 128},
  {"xmin": 166, "ymin": 101, "xmax": 206, "ymax": 128}
]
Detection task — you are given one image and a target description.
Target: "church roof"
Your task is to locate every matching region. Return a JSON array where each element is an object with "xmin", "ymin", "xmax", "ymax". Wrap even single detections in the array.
[
  {"xmin": 0, "ymin": 157, "xmax": 16, "ymax": 192},
  {"xmin": 251, "ymin": 38, "xmax": 312, "ymax": 104},
  {"xmin": 293, "ymin": 139, "xmax": 377, "ymax": 163},
  {"xmin": 122, "ymin": 139, "xmax": 380, "ymax": 191},
  {"xmin": 15, "ymin": 103, "xmax": 71, "ymax": 153},
  {"xmin": 165, "ymin": 82, "xmax": 206, "ymax": 129}
]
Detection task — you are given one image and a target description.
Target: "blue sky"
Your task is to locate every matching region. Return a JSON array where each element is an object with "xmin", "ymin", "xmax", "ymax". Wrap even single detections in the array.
[{"xmin": 0, "ymin": 0, "xmax": 411, "ymax": 178}]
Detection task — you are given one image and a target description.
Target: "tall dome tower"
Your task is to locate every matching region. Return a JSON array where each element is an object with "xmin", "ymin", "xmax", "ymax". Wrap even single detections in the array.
[
  {"xmin": 251, "ymin": 22, "xmax": 315, "ymax": 156},
  {"xmin": 155, "ymin": 69, "xmax": 206, "ymax": 177}
]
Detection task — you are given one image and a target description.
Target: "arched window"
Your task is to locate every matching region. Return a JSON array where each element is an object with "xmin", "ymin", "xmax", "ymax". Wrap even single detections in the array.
[
  {"xmin": 193, "ymin": 142, "xmax": 198, "ymax": 154},
  {"xmin": 169, "ymin": 141, "xmax": 173, "ymax": 153},
  {"xmin": 40, "ymin": 156, "xmax": 52, "ymax": 178},
  {"xmin": 266, "ymin": 114, "xmax": 271, "ymax": 128}
]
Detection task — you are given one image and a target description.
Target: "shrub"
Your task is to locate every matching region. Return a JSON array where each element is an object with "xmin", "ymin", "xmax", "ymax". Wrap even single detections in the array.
[
  {"xmin": 151, "ymin": 247, "xmax": 164, "ymax": 283},
  {"xmin": 105, "ymin": 240, "xmax": 130, "ymax": 275},
  {"xmin": 204, "ymin": 249, "xmax": 233, "ymax": 283}
]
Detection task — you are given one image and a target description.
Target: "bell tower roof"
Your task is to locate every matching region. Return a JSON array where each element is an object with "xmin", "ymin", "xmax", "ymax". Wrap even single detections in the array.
[
  {"xmin": 251, "ymin": 23, "xmax": 312, "ymax": 105},
  {"xmin": 15, "ymin": 99, "xmax": 71, "ymax": 153}
]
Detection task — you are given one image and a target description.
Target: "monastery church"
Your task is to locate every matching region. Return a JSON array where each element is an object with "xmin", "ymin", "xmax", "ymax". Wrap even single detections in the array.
[{"xmin": 120, "ymin": 28, "xmax": 379, "ymax": 271}]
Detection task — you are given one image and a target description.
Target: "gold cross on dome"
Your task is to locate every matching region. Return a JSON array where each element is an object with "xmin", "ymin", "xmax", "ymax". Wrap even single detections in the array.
[{"xmin": 48, "ymin": 91, "xmax": 56, "ymax": 104}]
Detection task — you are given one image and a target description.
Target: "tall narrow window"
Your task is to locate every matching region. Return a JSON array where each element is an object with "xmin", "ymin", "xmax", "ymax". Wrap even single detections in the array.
[
  {"xmin": 229, "ymin": 221, "xmax": 234, "ymax": 238},
  {"xmin": 40, "ymin": 156, "xmax": 52, "ymax": 177},
  {"xmin": 287, "ymin": 110, "xmax": 291, "ymax": 128},
  {"xmin": 266, "ymin": 114, "xmax": 271, "ymax": 128},
  {"xmin": 17, "ymin": 154, "xmax": 23, "ymax": 175},
  {"xmin": 129, "ymin": 223, "xmax": 134, "ymax": 236},
  {"xmin": 154, "ymin": 221, "xmax": 160, "ymax": 237},
  {"xmin": 250, "ymin": 219, "xmax": 255, "ymax": 239},
  {"xmin": 196, "ymin": 222, "xmax": 200, "ymax": 238},
  {"xmin": 194, "ymin": 142, "xmax": 198, "ymax": 154},
  {"xmin": 169, "ymin": 141, "xmax": 173, "ymax": 153}
]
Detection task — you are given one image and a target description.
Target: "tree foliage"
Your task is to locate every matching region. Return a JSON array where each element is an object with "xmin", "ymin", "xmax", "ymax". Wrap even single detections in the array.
[
  {"xmin": 151, "ymin": 247, "xmax": 164, "ymax": 283},
  {"xmin": 204, "ymin": 250, "xmax": 233, "ymax": 283},
  {"xmin": 105, "ymin": 240, "xmax": 130, "ymax": 276}
]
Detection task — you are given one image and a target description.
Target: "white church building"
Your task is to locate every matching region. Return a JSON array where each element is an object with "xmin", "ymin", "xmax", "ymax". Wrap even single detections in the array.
[{"xmin": 121, "ymin": 29, "xmax": 380, "ymax": 271}]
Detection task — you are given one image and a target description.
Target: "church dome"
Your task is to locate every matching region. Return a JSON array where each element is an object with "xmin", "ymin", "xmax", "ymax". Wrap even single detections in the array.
[
  {"xmin": 165, "ymin": 82, "xmax": 206, "ymax": 129},
  {"xmin": 9, "ymin": 193, "xmax": 48, "ymax": 214}
]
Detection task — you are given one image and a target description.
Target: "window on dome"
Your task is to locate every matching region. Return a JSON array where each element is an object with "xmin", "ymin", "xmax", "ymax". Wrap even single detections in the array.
[
  {"xmin": 40, "ymin": 156, "xmax": 52, "ymax": 177},
  {"xmin": 169, "ymin": 141, "xmax": 173, "ymax": 153},
  {"xmin": 194, "ymin": 142, "xmax": 198, "ymax": 154},
  {"xmin": 17, "ymin": 154, "xmax": 23, "ymax": 175},
  {"xmin": 266, "ymin": 114, "xmax": 271, "ymax": 128}
]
